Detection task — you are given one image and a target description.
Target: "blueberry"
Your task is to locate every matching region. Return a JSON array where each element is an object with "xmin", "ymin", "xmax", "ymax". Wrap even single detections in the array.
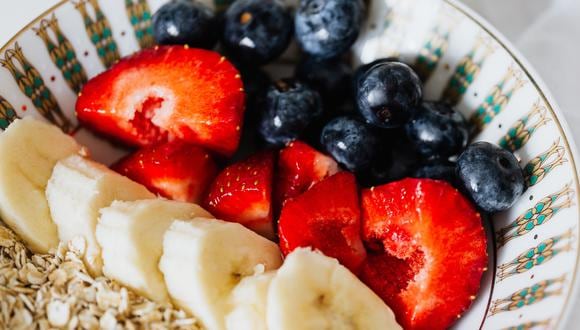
[
  {"xmin": 413, "ymin": 160, "xmax": 458, "ymax": 186},
  {"xmin": 259, "ymin": 79, "xmax": 323, "ymax": 146},
  {"xmin": 357, "ymin": 152, "xmax": 392, "ymax": 187},
  {"xmin": 232, "ymin": 60, "xmax": 271, "ymax": 109},
  {"xmin": 457, "ymin": 142, "xmax": 525, "ymax": 213},
  {"xmin": 320, "ymin": 116, "xmax": 379, "ymax": 172},
  {"xmin": 152, "ymin": 0, "xmax": 219, "ymax": 49},
  {"xmin": 353, "ymin": 57, "xmax": 399, "ymax": 93},
  {"xmin": 357, "ymin": 61, "xmax": 423, "ymax": 128},
  {"xmin": 230, "ymin": 64, "xmax": 271, "ymax": 161},
  {"xmin": 295, "ymin": 57, "xmax": 353, "ymax": 109},
  {"xmin": 222, "ymin": 0, "xmax": 293, "ymax": 65},
  {"xmin": 405, "ymin": 101, "xmax": 469, "ymax": 159},
  {"xmin": 295, "ymin": 0, "xmax": 364, "ymax": 59}
]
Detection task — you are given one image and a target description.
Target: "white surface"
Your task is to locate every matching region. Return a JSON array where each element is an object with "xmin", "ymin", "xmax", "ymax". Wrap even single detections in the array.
[{"xmin": 0, "ymin": 0, "xmax": 579, "ymax": 328}]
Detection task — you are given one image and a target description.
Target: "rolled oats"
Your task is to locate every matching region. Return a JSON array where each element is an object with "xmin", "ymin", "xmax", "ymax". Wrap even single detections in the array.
[{"xmin": 0, "ymin": 223, "xmax": 201, "ymax": 329}]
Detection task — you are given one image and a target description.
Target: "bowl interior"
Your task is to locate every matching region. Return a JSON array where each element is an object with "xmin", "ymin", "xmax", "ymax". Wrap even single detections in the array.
[{"xmin": 0, "ymin": 0, "xmax": 578, "ymax": 329}]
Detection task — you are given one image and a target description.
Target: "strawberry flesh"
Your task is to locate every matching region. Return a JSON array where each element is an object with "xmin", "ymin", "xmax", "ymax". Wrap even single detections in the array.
[
  {"xmin": 113, "ymin": 141, "xmax": 217, "ymax": 204},
  {"xmin": 76, "ymin": 46, "xmax": 245, "ymax": 156},
  {"xmin": 204, "ymin": 152, "xmax": 275, "ymax": 238},
  {"xmin": 275, "ymin": 140, "xmax": 339, "ymax": 210},
  {"xmin": 278, "ymin": 172, "xmax": 366, "ymax": 274},
  {"xmin": 361, "ymin": 178, "xmax": 487, "ymax": 330}
]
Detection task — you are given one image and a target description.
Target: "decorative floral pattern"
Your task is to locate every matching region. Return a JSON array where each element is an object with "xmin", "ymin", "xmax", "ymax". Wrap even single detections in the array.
[
  {"xmin": 501, "ymin": 319, "xmax": 552, "ymax": 330},
  {"xmin": 497, "ymin": 183, "xmax": 575, "ymax": 248},
  {"xmin": 499, "ymin": 100, "xmax": 550, "ymax": 152},
  {"xmin": 498, "ymin": 229, "xmax": 574, "ymax": 281},
  {"xmin": 414, "ymin": 6, "xmax": 460, "ymax": 82},
  {"xmin": 524, "ymin": 139, "xmax": 568, "ymax": 188},
  {"xmin": 470, "ymin": 65, "xmax": 526, "ymax": 134},
  {"xmin": 490, "ymin": 275, "xmax": 566, "ymax": 315},
  {"xmin": 34, "ymin": 14, "xmax": 88, "ymax": 93},
  {"xmin": 125, "ymin": 0, "xmax": 155, "ymax": 49},
  {"xmin": 441, "ymin": 34, "xmax": 495, "ymax": 105},
  {"xmin": 75, "ymin": 0, "xmax": 120, "ymax": 68},
  {"xmin": 0, "ymin": 43, "xmax": 72, "ymax": 132},
  {"xmin": 0, "ymin": 96, "xmax": 18, "ymax": 130}
]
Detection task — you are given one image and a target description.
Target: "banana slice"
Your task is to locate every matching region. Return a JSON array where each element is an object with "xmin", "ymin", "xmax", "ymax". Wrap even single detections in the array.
[
  {"xmin": 226, "ymin": 272, "xmax": 275, "ymax": 330},
  {"xmin": 95, "ymin": 199, "xmax": 212, "ymax": 303},
  {"xmin": 0, "ymin": 118, "xmax": 81, "ymax": 253},
  {"xmin": 46, "ymin": 155, "xmax": 155, "ymax": 276},
  {"xmin": 159, "ymin": 218, "xmax": 283, "ymax": 330},
  {"xmin": 267, "ymin": 248, "xmax": 402, "ymax": 330}
]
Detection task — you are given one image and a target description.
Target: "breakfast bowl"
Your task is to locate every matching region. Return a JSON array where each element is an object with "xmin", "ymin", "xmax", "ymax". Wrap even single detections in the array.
[{"xmin": 0, "ymin": 0, "xmax": 578, "ymax": 329}]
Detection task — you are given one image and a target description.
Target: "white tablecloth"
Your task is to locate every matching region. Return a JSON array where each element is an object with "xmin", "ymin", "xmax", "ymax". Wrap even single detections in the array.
[{"xmin": 1, "ymin": 0, "xmax": 579, "ymax": 328}]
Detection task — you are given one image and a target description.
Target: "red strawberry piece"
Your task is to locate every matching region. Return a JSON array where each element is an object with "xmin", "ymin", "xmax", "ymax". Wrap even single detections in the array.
[
  {"xmin": 360, "ymin": 178, "xmax": 487, "ymax": 330},
  {"xmin": 278, "ymin": 172, "xmax": 366, "ymax": 274},
  {"xmin": 113, "ymin": 141, "xmax": 217, "ymax": 204},
  {"xmin": 204, "ymin": 152, "xmax": 275, "ymax": 239},
  {"xmin": 275, "ymin": 141, "xmax": 339, "ymax": 209},
  {"xmin": 76, "ymin": 46, "xmax": 245, "ymax": 156}
]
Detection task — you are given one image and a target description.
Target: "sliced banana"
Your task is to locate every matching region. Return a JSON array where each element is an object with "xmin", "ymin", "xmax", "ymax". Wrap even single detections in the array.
[
  {"xmin": 46, "ymin": 155, "xmax": 155, "ymax": 276},
  {"xmin": 267, "ymin": 248, "xmax": 402, "ymax": 330},
  {"xmin": 96, "ymin": 199, "xmax": 212, "ymax": 303},
  {"xmin": 0, "ymin": 118, "xmax": 81, "ymax": 253},
  {"xmin": 159, "ymin": 218, "xmax": 283, "ymax": 330},
  {"xmin": 226, "ymin": 272, "xmax": 274, "ymax": 330}
]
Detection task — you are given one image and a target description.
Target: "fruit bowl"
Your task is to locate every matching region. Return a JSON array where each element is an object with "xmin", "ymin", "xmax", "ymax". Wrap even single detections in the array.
[{"xmin": 0, "ymin": 0, "xmax": 578, "ymax": 329}]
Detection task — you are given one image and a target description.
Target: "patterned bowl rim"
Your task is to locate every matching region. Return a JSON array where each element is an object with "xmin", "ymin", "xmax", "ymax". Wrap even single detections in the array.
[
  {"xmin": 442, "ymin": 2, "xmax": 580, "ymax": 328},
  {"xmin": 1, "ymin": 0, "xmax": 579, "ymax": 328}
]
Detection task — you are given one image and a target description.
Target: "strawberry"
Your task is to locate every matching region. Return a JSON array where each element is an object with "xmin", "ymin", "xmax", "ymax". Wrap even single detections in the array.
[
  {"xmin": 76, "ymin": 46, "xmax": 245, "ymax": 156},
  {"xmin": 112, "ymin": 141, "xmax": 217, "ymax": 204},
  {"xmin": 278, "ymin": 172, "xmax": 366, "ymax": 273},
  {"xmin": 275, "ymin": 141, "xmax": 339, "ymax": 209},
  {"xmin": 360, "ymin": 178, "xmax": 487, "ymax": 330},
  {"xmin": 204, "ymin": 152, "xmax": 275, "ymax": 238}
]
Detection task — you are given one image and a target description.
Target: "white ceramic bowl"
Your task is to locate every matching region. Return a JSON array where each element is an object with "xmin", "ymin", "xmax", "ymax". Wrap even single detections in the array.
[{"xmin": 0, "ymin": 0, "xmax": 578, "ymax": 328}]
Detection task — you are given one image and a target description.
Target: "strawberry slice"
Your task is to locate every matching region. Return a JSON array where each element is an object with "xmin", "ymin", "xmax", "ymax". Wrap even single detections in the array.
[
  {"xmin": 204, "ymin": 152, "xmax": 275, "ymax": 238},
  {"xmin": 360, "ymin": 178, "xmax": 487, "ymax": 330},
  {"xmin": 278, "ymin": 172, "xmax": 366, "ymax": 274},
  {"xmin": 275, "ymin": 141, "xmax": 339, "ymax": 209},
  {"xmin": 112, "ymin": 141, "xmax": 217, "ymax": 204},
  {"xmin": 76, "ymin": 46, "xmax": 245, "ymax": 156}
]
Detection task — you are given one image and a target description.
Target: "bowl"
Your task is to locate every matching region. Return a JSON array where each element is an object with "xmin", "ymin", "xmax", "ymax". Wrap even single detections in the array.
[{"xmin": 0, "ymin": 0, "xmax": 578, "ymax": 329}]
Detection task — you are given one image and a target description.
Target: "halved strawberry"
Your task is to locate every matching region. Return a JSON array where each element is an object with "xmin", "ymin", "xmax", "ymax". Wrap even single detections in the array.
[
  {"xmin": 76, "ymin": 46, "xmax": 245, "ymax": 156},
  {"xmin": 275, "ymin": 141, "xmax": 339, "ymax": 210},
  {"xmin": 204, "ymin": 152, "xmax": 275, "ymax": 238},
  {"xmin": 278, "ymin": 172, "xmax": 366, "ymax": 274},
  {"xmin": 361, "ymin": 178, "xmax": 487, "ymax": 330},
  {"xmin": 112, "ymin": 141, "xmax": 217, "ymax": 204}
]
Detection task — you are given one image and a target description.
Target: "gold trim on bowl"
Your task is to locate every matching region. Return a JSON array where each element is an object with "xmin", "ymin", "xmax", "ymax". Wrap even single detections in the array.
[{"xmin": 443, "ymin": 3, "xmax": 580, "ymax": 329}]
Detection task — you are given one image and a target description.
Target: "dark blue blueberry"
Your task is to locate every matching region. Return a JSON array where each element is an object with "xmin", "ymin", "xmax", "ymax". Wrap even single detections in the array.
[
  {"xmin": 356, "ymin": 152, "xmax": 392, "ymax": 187},
  {"xmin": 413, "ymin": 160, "xmax": 458, "ymax": 186},
  {"xmin": 230, "ymin": 65, "xmax": 271, "ymax": 162},
  {"xmin": 357, "ymin": 61, "xmax": 423, "ymax": 128},
  {"xmin": 353, "ymin": 57, "xmax": 399, "ymax": 94},
  {"xmin": 152, "ymin": 0, "xmax": 219, "ymax": 49},
  {"xmin": 295, "ymin": 57, "xmax": 353, "ymax": 109},
  {"xmin": 457, "ymin": 142, "xmax": 525, "ymax": 213},
  {"xmin": 320, "ymin": 116, "xmax": 379, "ymax": 172},
  {"xmin": 231, "ymin": 60, "xmax": 271, "ymax": 109},
  {"xmin": 405, "ymin": 101, "xmax": 469, "ymax": 159},
  {"xmin": 357, "ymin": 128, "xmax": 429, "ymax": 186},
  {"xmin": 295, "ymin": 0, "xmax": 364, "ymax": 59},
  {"xmin": 259, "ymin": 79, "xmax": 323, "ymax": 146},
  {"xmin": 222, "ymin": 0, "xmax": 293, "ymax": 65}
]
